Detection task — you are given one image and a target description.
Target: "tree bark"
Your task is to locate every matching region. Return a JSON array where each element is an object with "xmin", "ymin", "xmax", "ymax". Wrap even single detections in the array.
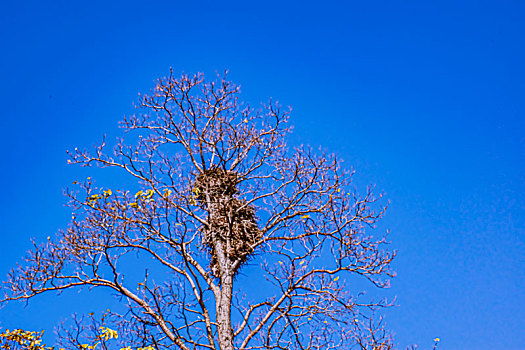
[
  {"xmin": 217, "ymin": 272, "xmax": 235, "ymax": 350},
  {"xmin": 214, "ymin": 236, "xmax": 234, "ymax": 350}
]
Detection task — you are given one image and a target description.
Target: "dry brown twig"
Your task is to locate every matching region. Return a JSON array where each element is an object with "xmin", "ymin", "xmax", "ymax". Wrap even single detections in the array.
[{"xmin": 2, "ymin": 70, "xmax": 396, "ymax": 350}]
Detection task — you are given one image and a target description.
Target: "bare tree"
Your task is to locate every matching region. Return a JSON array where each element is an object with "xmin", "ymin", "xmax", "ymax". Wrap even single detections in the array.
[{"xmin": 1, "ymin": 71, "xmax": 396, "ymax": 350}]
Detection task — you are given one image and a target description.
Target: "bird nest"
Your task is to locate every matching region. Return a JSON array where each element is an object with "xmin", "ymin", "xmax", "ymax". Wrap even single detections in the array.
[
  {"xmin": 193, "ymin": 167, "xmax": 239, "ymax": 201},
  {"xmin": 193, "ymin": 168, "xmax": 261, "ymax": 278}
]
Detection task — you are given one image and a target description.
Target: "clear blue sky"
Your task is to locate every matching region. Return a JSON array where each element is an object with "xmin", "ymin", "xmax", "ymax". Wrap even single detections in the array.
[{"xmin": 0, "ymin": 1, "xmax": 524, "ymax": 349}]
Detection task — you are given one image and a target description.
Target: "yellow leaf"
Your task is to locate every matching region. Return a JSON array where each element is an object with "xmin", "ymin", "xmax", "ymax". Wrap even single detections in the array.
[
  {"xmin": 129, "ymin": 202, "xmax": 139, "ymax": 208},
  {"xmin": 334, "ymin": 276, "xmax": 339, "ymax": 281},
  {"xmin": 88, "ymin": 194, "xmax": 100, "ymax": 202},
  {"xmin": 300, "ymin": 215, "xmax": 309, "ymax": 219},
  {"xmin": 135, "ymin": 190, "xmax": 143, "ymax": 198}
]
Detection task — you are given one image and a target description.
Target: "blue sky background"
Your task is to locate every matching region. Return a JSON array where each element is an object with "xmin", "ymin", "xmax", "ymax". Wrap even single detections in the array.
[{"xmin": 0, "ymin": 1, "xmax": 524, "ymax": 349}]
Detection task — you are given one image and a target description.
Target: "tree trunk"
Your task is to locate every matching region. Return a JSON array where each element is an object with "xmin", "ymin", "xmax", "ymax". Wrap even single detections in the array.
[{"xmin": 217, "ymin": 272, "xmax": 235, "ymax": 350}]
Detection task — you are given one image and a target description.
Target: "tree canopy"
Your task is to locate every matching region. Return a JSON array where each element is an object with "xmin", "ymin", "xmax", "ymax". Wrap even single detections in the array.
[{"xmin": 2, "ymin": 71, "xmax": 395, "ymax": 350}]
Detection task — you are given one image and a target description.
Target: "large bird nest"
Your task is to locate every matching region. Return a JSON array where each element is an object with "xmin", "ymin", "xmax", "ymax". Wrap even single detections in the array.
[{"xmin": 193, "ymin": 168, "xmax": 261, "ymax": 278}]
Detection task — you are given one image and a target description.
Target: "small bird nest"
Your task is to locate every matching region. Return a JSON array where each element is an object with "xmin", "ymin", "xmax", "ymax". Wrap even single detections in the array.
[{"xmin": 193, "ymin": 168, "xmax": 261, "ymax": 278}]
